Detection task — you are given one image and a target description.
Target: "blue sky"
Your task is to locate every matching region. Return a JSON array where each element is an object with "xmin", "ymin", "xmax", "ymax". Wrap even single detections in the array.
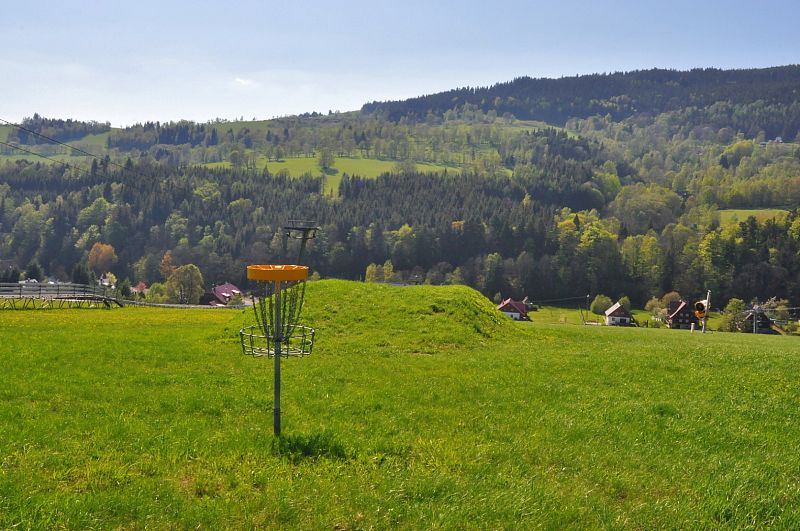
[{"xmin": 3, "ymin": 0, "xmax": 798, "ymax": 125}]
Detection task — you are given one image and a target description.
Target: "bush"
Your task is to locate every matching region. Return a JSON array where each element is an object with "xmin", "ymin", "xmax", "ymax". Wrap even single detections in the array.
[
  {"xmin": 661, "ymin": 291, "xmax": 682, "ymax": 307},
  {"xmin": 590, "ymin": 294, "xmax": 613, "ymax": 315},
  {"xmin": 645, "ymin": 296, "xmax": 662, "ymax": 314},
  {"xmin": 718, "ymin": 298, "xmax": 747, "ymax": 332}
]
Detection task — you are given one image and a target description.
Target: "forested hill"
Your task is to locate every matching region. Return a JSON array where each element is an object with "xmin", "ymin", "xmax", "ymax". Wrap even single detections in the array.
[
  {"xmin": 4, "ymin": 64, "xmax": 800, "ymax": 312},
  {"xmin": 362, "ymin": 66, "xmax": 800, "ymax": 138}
]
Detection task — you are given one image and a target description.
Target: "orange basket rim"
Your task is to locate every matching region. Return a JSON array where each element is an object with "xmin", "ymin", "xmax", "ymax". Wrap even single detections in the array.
[{"xmin": 247, "ymin": 264, "xmax": 309, "ymax": 281}]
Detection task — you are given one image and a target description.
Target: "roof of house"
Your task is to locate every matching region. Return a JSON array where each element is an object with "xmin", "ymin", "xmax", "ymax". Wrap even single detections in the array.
[
  {"xmin": 497, "ymin": 298, "xmax": 527, "ymax": 315},
  {"xmin": 604, "ymin": 302, "xmax": 631, "ymax": 317},
  {"xmin": 668, "ymin": 300, "xmax": 698, "ymax": 320},
  {"xmin": 744, "ymin": 310, "xmax": 773, "ymax": 323},
  {"xmin": 131, "ymin": 281, "xmax": 148, "ymax": 292},
  {"xmin": 668, "ymin": 300, "xmax": 686, "ymax": 319},
  {"xmin": 211, "ymin": 282, "xmax": 241, "ymax": 304}
]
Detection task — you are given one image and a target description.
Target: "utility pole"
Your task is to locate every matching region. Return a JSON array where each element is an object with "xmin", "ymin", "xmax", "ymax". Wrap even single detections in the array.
[
  {"xmin": 284, "ymin": 220, "xmax": 319, "ymax": 264},
  {"xmin": 753, "ymin": 305, "xmax": 759, "ymax": 334}
]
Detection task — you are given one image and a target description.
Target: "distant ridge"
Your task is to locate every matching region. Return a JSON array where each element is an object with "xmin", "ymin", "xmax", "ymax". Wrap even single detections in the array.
[{"xmin": 362, "ymin": 65, "xmax": 800, "ymax": 130}]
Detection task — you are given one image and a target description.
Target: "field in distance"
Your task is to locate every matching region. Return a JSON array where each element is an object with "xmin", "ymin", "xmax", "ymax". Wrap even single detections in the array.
[
  {"xmin": 203, "ymin": 154, "xmax": 461, "ymax": 195},
  {"xmin": 2, "ymin": 280, "xmax": 800, "ymax": 528},
  {"xmin": 718, "ymin": 208, "xmax": 789, "ymax": 225}
]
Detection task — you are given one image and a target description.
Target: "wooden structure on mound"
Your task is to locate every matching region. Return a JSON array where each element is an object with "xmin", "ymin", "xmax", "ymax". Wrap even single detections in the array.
[{"xmin": 0, "ymin": 282, "xmax": 122, "ymax": 310}]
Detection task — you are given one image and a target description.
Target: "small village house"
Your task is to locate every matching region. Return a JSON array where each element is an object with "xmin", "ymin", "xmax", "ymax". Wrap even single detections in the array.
[
  {"xmin": 604, "ymin": 302, "xmax": 633, "ymax": 326},
  {"xmin": 741, "ymin": 310, "xmax": 777, "ymax": 334},
  {"xmin": 130, "ymin": 281, "xmax": 149, "ymax": 297},
  {"xmin": 97, "ymin": 273, "xmax": 115, "ymax": 289},
  {"xmin": 204, "ymin": 282, "xmax": 242, "ymax": 307},
  {"xmin": 497, "ymin": 298, "xmax": 531, "ymax": 321},
  {"xmin": 667, "ymin": 300, "xmax": 699, "ymax": 330}
]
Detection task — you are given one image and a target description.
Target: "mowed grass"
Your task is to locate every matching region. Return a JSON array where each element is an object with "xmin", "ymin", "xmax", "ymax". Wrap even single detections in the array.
[
  {"xmin": 2, "ymin": 280, "xmax": 800, "ymax": 528},
  {"xmin": 718, "ymin": 208, "xmax": 789, "ymax": 225}
]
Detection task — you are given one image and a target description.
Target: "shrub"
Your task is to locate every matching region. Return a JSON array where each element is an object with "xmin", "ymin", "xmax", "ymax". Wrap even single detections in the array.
[{"xmin": 590, "ymin": 294, "xmax": 613, "ymax": 315}]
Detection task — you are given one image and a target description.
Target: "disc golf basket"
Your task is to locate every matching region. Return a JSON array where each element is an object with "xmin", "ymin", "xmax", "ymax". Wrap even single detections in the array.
[{"xmin": 240, "ymin": 264, "xmax": 315, "ymax": 436}]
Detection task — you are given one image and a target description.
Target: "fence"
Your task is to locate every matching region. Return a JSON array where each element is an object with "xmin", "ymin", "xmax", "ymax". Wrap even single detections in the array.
[{"xmin": 0, "ymin": 282, "xmax": 120, "ymax": 310}]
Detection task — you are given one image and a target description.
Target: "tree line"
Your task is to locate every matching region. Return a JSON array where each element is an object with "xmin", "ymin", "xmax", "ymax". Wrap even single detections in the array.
[
  {"xmin": 362, "ymin": 66, "xmax": 800, "ymax": 140},
  {"xmin": 2, "ymin": 159, "xmax": 800, "ymax": 309}
]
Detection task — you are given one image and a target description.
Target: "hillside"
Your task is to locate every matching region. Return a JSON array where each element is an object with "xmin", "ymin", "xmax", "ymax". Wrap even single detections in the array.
[
  {"xmin": 363, "ymin": 65, "xmax": 800, "ymax": 138},
  {"xmin": 3, "ymin": 66, "xmax": 800, "ymax": 310},
  {"xmin": 3, "ymin": 280, "xmax": 800, "ymax": 527}
]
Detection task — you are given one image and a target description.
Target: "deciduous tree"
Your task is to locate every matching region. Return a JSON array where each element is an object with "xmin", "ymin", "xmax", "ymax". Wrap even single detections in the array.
[
  {"xmin": 165, "ymin": 264, "xmax": 204, "ymax": 305},
  {"xmin": 87, "ymin": 243, "xmax": 117, "ymax": 275}
]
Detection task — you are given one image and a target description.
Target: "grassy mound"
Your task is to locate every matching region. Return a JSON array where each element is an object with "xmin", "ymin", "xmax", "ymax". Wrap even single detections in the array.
[{"xmin": 299, "ymin": 280, "xmax": 515, "ymax": 355}]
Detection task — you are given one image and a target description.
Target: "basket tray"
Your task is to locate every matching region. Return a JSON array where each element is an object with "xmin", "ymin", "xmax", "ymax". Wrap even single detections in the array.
[
  {"xmin": 247, "ymin": 264, "xmax": 308, "ymax": 282},
  {"xmin": 240, "ymin": 324, "xmax": 315, "ymax": 358}
]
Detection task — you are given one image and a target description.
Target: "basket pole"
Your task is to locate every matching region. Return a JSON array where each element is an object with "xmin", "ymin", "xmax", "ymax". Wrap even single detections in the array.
[{"xmin": 274, "ymin": 280, "xmax": 282, "ymax": 436}]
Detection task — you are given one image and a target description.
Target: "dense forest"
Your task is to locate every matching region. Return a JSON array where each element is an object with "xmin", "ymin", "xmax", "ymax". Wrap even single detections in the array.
[
  {"xmin": 363, "ymin": 66, "xmax": 800, "ymax": 140},
  {"xmin": 7, "ymin": 114, "xmax": 111, "ymax": 144},
  {"xmin": 2, "ymin": 65, "xmax": 800, "ymax": 311}
]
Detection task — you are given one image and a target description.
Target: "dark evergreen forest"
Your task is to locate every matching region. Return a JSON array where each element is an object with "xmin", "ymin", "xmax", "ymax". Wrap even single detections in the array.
[{"xmin": 363, "ymin": 66, "xmax": 800, "ymax": 140}]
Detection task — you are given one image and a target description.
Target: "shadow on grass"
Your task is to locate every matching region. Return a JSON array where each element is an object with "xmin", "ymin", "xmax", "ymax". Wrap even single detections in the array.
[
  {"xmin": 271, "ymin": 431, "xmax": 351, "ymax": 464},
  {"xmin": 323, "ymin": 167, "xmax": 339, "ymax": 175}
]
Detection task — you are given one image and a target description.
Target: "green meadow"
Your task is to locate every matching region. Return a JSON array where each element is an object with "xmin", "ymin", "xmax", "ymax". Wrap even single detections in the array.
[
  {"xmin": 718, "ymin": 208, "xmax": 789, "ymax": 225},
  {"xmin": 532, "ymin": 305, "xmax": 652, "ymax": 326},
  {"xmin": 2, "ymin": 280, "xmax": 800, "ymax": 528},
  {"xmin": 205, "ymin": 155, "xmax": 460, "ymax": 195}
]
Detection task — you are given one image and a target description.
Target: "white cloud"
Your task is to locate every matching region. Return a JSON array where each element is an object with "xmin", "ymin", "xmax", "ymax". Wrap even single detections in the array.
[{"xmin": 233, "ymin": 77, "xmax": 258, "ymax": 88}]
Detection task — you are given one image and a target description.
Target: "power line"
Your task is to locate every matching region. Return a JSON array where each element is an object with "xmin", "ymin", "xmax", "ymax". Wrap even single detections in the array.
[
  {"xmin": 0, "ymin": 139, "xmax": 74, "ymax": 168},
  {"xmin": 530, "ymin": 295, "xmax": 590, "ymax": 304},
  {"xmin": 0, "ymin": 117, "xmax": 103, "ymax": 158},
  {"xmin": 0, "ymin": 117, "xmax": 134, "ymax": 175}
]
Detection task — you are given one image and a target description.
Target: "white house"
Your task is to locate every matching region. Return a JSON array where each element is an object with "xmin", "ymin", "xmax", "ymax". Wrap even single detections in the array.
[{"xmin": 604, "ymin": 302, "xmax": 633, "ymax": 326}]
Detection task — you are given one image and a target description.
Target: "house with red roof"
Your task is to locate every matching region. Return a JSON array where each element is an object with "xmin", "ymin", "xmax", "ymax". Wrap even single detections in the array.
[
  {"xmin": 206, "ymin": 282, "xmax": 242, "ymax": 306},
  {"xmin": 497, "ymin": 298, "xmax": 531, "ymax": 321},
  {"xmin": 130, "ymin": 281, "xmax": 149, "ymax": 297}
]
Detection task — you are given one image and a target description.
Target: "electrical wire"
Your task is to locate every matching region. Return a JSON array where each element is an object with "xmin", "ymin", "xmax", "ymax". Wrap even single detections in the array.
[
  {"xmin": 0, "ymin": 139, "xmax": 74, "ymax": 168},
  {"xmin": 0, "ymin": 117, "xmax": 114, "ymax": 161},
  {"xmin": 529, "ymin": 295, "xmax": 590, "ymax": 304},
  {"xmin": 0, "ymin": 117, "xmax": 144, "ymax": 177}
]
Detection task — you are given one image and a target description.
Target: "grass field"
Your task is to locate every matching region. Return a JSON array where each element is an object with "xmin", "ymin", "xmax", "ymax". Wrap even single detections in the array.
[
  {"xmin": 532, "ymin": 304, "xmax": 651, "ymax": 326},
  {"xmin": 204, "ymin": 155, "xmax": 461, "ymax": 195},
  {"xmin": 2, "ymin": 280, "xmax": 800, "ymax": 528},
  {"xmin": 718, "ymin": 208, "xmax": 789, "ymax": 225}
]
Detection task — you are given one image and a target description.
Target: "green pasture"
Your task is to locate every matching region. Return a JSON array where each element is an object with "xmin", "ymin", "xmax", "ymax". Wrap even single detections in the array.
[
  {"xmin": 205, "ymin": 155, "xmax": 460, "ymax": 195},
  {"xmin": 532, "ymin": 304, "xmax": 650, "ymax": 326},
  {"xmin": 2, "ymin": 280, "xmax": 800, "ymax": 528},
  {"xmin": 718, "ymin": 208, "xmax": 789, "ymax": 225},
  {"xmin": 75, "ymin": 131, "xmax": 111, "ymax": 149},
  {"xmin": 533, "ymin": 304, "xmax": 728, "ymax": 331},
  {"xmin": 0, "ymin": 153, "xmax": 77, "ymax": 165},
  {"xmin": 263, "ymin": 155, "xmax": 457, "ymax": 179},
  {"xmin": 0, "ymin": 128, "xmax": 109, "ymax": 163}
]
